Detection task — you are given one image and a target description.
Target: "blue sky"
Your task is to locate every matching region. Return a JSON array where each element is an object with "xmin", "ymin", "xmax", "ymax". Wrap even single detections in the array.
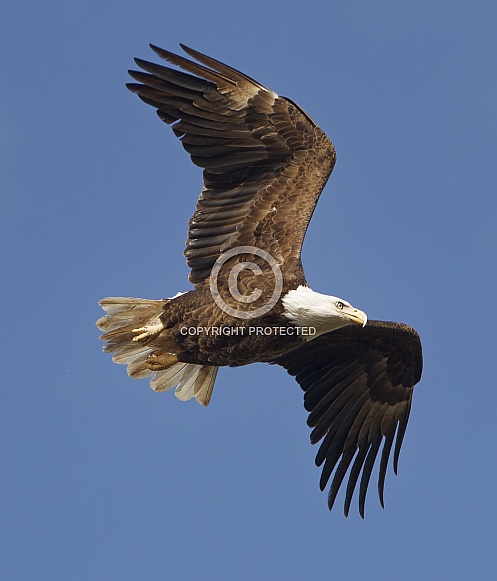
[{"xmin": 2, "ymin": 1, "xmax": 497, "ymax": 579}]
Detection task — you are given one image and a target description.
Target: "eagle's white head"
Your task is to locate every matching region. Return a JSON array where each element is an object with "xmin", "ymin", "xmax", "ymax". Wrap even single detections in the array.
[{"xmin": 282, "ymin": 285, "xmax": 367, "ymax": 340}]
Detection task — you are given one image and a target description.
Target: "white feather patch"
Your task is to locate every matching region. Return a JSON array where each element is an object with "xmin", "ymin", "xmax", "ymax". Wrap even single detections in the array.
[
  {"xmin": 193, "ymin": 366, "xmax": 218, "ymax": 407},
  {"xmin": 175, "ymin": 367, "xmax": 202, "ymax": 401},
  {"xmin": 149, "ymin": 363, "xmax": 198, "ymax": 393}
]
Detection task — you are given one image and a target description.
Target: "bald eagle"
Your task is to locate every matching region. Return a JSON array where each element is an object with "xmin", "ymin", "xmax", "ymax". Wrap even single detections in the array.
[{"xmin": 97, "ymin": 44, "xmax": 423, "ymax": 517}]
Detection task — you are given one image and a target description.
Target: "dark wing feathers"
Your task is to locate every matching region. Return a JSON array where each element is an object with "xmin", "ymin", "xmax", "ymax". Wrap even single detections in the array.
[
  {"xmin": 274, "ymin": 320, "xmax": 422, "ymax": 517},
  {"xmin": 127, "ymin": 44, "xmax": 336, "ymax": 284}
]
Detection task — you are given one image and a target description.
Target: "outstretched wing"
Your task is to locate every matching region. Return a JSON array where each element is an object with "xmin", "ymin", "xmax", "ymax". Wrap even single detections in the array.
[
  {"xmin": 127, "ymin": 44, "xmax": 336, "ymax": 285},
  {"xmin": 274, "ymin": 321, "xmax": 423, "ymax": 517}
]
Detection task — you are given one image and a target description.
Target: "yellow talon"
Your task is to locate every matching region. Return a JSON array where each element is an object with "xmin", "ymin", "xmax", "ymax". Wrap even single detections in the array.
[
  {"xmin": 145, "ymin": 351, "xmax": 179, "ymax": 371},
  {"xmin": 132, "ymin": 320, "xmax": 164, "ymax": 343}
]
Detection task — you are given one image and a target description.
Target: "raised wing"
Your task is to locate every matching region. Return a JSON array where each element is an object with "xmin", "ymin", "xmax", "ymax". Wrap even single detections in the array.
[
  {"xmin": 127, "ymin": 44, "xmax": 336, "ymax": 284},
  {"xmin": 274, "ymin": 320, "xmax": 423, "ymax": 517}
]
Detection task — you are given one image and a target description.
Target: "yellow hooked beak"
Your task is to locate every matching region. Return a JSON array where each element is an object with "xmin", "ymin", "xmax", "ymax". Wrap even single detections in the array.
[{"xmin": 343, "ymin": 306, "xmax": 368, "ymax": 327}]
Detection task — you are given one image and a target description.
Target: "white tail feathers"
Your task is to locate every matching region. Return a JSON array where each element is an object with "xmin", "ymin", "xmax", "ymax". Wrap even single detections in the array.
[
  {"xmin": 97, "ymin": 297, "xmax": 218, "ymax": 406},
  {"xmin": 150, "ymin": 363, "xmax": 218, "ymax": 406},
  {"xmin": 97, "ymin": 297, "xmax": 166, "ymax": 331}
]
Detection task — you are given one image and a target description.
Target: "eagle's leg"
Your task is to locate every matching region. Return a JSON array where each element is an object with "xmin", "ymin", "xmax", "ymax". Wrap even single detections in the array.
[
  {"xmin": 132, "ymin": 320, "xmax": 165, "ymax": 344},
  {"xmin": 145, "ymin": 351, "xmax": 179, "ymax": 371}
]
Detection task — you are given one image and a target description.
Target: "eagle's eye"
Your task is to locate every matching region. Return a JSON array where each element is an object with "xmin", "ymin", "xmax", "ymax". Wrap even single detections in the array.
[{"xmin": 335, "ymin": 301, "xmax": 344, "ymax": 310}]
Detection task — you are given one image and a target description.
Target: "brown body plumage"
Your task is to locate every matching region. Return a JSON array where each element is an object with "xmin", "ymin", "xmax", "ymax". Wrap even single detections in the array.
[
  {"xmin": 156, "ymin": 283, "xmax": 305, "ymax": 366},
  {"xmin": 97, "ymin": 45, "xmax": 423, "ymax": 517}
]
